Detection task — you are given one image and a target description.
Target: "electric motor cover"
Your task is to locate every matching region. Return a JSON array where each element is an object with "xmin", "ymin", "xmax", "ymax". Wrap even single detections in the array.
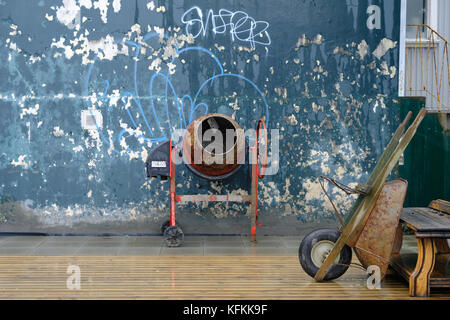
[{"xmin": 145, "ymin": 140, "xmax": 171, "ymax": 179}]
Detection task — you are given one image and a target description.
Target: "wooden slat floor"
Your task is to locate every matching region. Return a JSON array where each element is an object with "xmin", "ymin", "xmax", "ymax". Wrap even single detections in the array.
[{"xmin": 0, "ymin": 255, "xmax": 449, "ymax": 300}]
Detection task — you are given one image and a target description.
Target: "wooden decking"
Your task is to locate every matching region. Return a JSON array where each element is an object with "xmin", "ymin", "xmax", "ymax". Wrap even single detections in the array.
[{"xmin": 0, "ymin": 255, "xmax": 448, "ymax": 300}]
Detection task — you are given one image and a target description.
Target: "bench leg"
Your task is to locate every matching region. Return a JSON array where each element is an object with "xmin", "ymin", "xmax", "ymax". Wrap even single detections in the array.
[
  {"xmin": 435, "ymin": 239, "xmax": 450, "ymax": 254},
  {"xmin": 409, "ymin": 238, "xmax": 436, "ymax": 297}
]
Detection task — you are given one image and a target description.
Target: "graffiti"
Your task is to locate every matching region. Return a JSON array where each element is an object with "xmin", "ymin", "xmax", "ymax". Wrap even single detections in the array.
[
  {"xmin": 84, "ymin": 32, "xmax": 270, "ymax": 157},
  {"xmin": 181, "ymin": 7, "xmax": 271, "ymax": 50}
]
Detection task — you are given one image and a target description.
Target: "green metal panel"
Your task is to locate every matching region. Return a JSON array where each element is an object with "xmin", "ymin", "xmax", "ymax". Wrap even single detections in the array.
[{"xmin": 399, "ymin": 98, "xmax": 450, "ymax": 207}]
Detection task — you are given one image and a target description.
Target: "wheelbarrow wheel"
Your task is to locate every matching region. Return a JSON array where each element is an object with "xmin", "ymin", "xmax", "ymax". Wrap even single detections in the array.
[
  {"xmin": 298, "ymin": 228, "xmax": 352, "ymax": 281},
  {"xmin": 164, "ymin": 225, "xmax": 184, "ymax": 247}
]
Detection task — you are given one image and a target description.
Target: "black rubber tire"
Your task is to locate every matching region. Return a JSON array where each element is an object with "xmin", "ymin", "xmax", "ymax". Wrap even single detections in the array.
[
  {"xmin": 161, "ymin": 220, "xmax": 183, "ymax": 234},
  {"xmin": 163, "ymin": 225, "xmax": 184, "ymax": 247},
  {"xmin": 161, "ymin": 220, "xmax": 171, "ymax": 234},
  {"xmin": 298, "ymin": 228, "xmax": 352, "ymax": 281}
]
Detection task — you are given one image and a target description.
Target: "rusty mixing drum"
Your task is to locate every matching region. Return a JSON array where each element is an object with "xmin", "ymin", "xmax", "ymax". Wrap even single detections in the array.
[{"xmin": 183, "ymin": 113, "xmax": 245, "ymax": 181}]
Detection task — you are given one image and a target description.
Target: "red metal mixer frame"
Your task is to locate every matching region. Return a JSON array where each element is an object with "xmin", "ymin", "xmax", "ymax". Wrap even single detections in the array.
[{"xmin": 168, "ymin": 118, "xmax": 268, "ymax": 241}]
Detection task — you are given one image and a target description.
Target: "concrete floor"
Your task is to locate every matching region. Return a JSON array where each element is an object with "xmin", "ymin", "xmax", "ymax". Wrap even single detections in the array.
[{"xmin": 0, "ymin": 234, "xmax": 420, "ymax": 255}]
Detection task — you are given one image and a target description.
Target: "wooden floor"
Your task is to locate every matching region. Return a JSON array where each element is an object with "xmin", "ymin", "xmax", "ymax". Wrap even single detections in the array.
[{"xmin": 0, "ymin": 255, "xmax": 448, "ymax": 300}]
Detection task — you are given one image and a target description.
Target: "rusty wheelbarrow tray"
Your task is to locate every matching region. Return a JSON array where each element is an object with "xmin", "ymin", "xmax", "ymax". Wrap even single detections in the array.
[{"xmin": 299, "ymin": 108, "xmax": 427, "ymax": 281}]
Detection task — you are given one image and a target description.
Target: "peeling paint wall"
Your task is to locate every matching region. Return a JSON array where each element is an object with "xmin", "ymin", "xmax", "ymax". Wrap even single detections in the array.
[{"xmin": 0, "ymin": 0, "xmax": 401, "ymax": 234}]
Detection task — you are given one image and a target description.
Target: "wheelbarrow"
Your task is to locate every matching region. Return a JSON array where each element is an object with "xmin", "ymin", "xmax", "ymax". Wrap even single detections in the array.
[{"xmin": 299, "ymin": 108, "xmax": 427, "ymax": 281}]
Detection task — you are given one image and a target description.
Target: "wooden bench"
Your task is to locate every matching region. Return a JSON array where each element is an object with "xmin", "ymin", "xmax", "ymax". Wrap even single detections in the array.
[{"xmin": 391, "ymin": 200, "xmax": 450, "ymax": 297}]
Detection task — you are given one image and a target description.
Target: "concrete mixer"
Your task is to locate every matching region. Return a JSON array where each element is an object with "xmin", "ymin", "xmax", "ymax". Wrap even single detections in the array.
[{"xmin": 146, "ymin": 113, "xmax": 268, "ymax": 247}]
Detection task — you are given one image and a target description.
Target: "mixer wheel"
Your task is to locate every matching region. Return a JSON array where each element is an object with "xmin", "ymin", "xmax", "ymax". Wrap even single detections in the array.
[
  {"xmin": 163, "ymin": 225, "xmax": 184, "ymax": 247},
  {"xmin": 161, "ymin": 220, "xmax": 170, "ymax": 234},
  {"xmin": 161, "ymin": 220, "xmax": 183, "ymax": 234}
]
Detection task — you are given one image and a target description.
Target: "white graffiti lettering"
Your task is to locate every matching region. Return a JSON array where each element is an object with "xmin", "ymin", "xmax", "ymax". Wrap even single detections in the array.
[{"xmin": 181, "ymin": 6, "xmax": 271, "ymax": 50}]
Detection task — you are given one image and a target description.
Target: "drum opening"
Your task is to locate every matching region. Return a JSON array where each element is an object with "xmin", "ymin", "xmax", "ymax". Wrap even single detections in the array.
[{"xmin": 197, "ymin": 116, "xmax": 237, "ymax": 156}]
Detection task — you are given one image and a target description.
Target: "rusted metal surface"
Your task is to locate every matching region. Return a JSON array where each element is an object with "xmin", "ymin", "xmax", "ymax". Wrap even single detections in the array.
[
  {"xmin": 183, "ymin": 113, "xmax": 245, "ymax": 180},
  {"xmin": 354, "ymin": 179, "xmax": 408, "ymax": 279},
  {"xmin": 391, "ymin": 224, "xmax": 404, "ymax": 255}
]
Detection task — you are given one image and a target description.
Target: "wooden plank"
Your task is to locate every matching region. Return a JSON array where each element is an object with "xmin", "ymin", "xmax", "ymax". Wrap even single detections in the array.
[
  {"xmin": 429, "ymin": 200, "xmax": 450, "ymax": 214},
  {"xmin": 401, "ymin": 208, "xmax": 450, "ymax": 233},
  {"xmin": 0, "ymin": 255, "xmax": 446, "ymax": 300}
]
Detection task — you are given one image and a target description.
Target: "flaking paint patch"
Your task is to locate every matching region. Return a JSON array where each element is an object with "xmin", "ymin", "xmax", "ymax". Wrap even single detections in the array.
[
  {"xmin": 140, "ymin": 147, "xmax": 148, "ymax": 163},
  {"xmin": 302, "ymin": 178, "xmax": 324, "ymax": 202},
  {"xmin": 215, "ymin": 43, "xmax": 225, "ymax": 52},
  {"xmin": 85, "ymin": 127, "xmax": 103, "ymax": 151},
  {"xmin": 93, "ymin": 0, "xmax": 110, "ymax": 23},
  {"xmin": 259, "ymin": 181, "xmax": 281, "ymax": 207},
  {"xmin": 11, "ymin": 155, "xmax": 29, "ymax": 169},
  {"xmin": 112, "ymin": 0, "xmax": 121, "ymax": 13},
  {"xmin": 283, "ymin": 114, "xmax": 298, "ymax": 126},
  {"xmin": 379, "ymin": 61, "xmax": 390, "ymax": 76},
  {"xmin": 377, "ymin": 61, "xmax": 397, "ymax": 79},
  {"xmin": 19, "ymin": 104, "xmax": 39, "ymax": 119},
  {"xmin": 90, "ymin": 35, "xmax": 129, "ymax": 61},
  {"xmin": 51, "ymin": 37, "xmax": 75, "ymax": 59},
  {"xmin": 52, "ymin": 126, "xmax": 65, "ymax": 137},
  {"xmin": 295, "ymin": 34, "xmax": 324, "ymax": 50},
  {"xmin": 357, "ymin": 40, "xmax": 368, "ymax": 60},
  {"xmin": 156, "ymin": 5, "xmax": 166, "ymax": 13},
  {"xmin": 306, "ymin": 150, "xmax": 330, "ymax": 175},
  {"xmin": 274, "ymin": 87, "xmax": 287, "ymax": 100},
  {"xmin": 55, "ymin": 0, "xmax": 83, "ymax": 29},
  {"xmin": 146, "ymin": 1, "xmax": 155, "ymax": 11},
  {"xmin": 73, "ymin": 145, "xmax": 83, "ymax": 153},
  {"xmin": 333, "ymin": 46, "xmax": 351, "ymax": 56},
  {"xmin": 389, "ymin": 66, "xmax": 397, "ymax": 79},
  {"xmin": 372, "ymin": 38, "xmax": 397, "ymax": 60}
]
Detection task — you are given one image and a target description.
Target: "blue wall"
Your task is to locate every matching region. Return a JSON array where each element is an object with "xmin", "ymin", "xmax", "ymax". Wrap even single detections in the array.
[{"xmin": 0, "ymin": 0, "xmax": 401, "ymax": 234}]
